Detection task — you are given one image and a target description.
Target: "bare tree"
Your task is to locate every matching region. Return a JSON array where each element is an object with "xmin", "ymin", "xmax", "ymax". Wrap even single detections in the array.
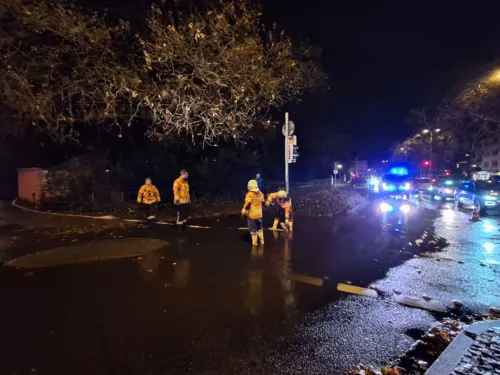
[
  {"xmin": 0, "ymin": 0, "xmax": 325, "ymax": 144},
  {"xmin": 0, "ymin": 0, "xmax": 139, "ymax": 141}
]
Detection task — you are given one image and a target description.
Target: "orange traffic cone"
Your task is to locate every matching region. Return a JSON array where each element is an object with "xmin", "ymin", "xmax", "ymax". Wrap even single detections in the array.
[{"xmin": 470, "ymin": 206, "xmax": 480, "ymax": 222}]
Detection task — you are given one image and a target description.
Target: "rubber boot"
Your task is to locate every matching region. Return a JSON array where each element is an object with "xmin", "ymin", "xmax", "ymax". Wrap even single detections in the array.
[
  {"xmin": 280, "ymin": 222, "xmax": 289, "ymax": 233},
  {"xmin": 251, "ymin": 234, "xmax": 258, "ymax": 246},
  {"xmin": 271, "ymin": 219, "xmax": 279, "ymax": 231},
  {"xmin": 257, "ymin": 231, "xmax": 264, "ymax": 245}
]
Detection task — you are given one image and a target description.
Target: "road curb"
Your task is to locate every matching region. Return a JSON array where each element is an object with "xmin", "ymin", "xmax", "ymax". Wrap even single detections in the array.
[
  {"xmin": 424, "ymin": 320, "xmax": 500, "ymax": 375},
  {"xmin": 11, "ymin": 199, "xmax": 210, "ymax": 228},
  {"xmin": 11, "ymin": 199, "xmax": 119, "ymax": 220}
]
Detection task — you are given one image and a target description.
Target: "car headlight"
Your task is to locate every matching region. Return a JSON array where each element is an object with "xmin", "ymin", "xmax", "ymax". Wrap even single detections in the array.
[
  {"xmin": 444, "ymin": 188, "xmax": 452, "ymax": 194},
  {"xmin": 380, "ymin": 202, "xmax": 393, "ymax": 213},
  {"xmin": 403, "ymin": 183, "xmax": 411, "ymax": 190},
  {"xmin": 428, "ymin": 186, "xmax": 433, "ymax": 191},
  {"xmin": 400, "ymin": 204, "xmax": 410, "ymax": 213},
  {"xmin": 382, "ymin": 183, "xmax": 395, "ymax": 191}
]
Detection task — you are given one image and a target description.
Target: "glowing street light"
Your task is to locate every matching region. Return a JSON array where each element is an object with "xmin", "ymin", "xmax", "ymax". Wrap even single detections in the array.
[
  {"xmin": 487, "ymin": 69, "xmax": 500, "ymax": 83},
  {"xmin": 337, "ymin": 164, "xmax": 343, "ymax": 169}
]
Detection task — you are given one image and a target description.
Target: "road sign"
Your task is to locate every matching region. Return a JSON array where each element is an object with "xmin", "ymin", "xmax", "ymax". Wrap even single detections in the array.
[
  {"xmin": 282, "ymin": 121, "xmax": 295, "ymax": 136},
  {"xmin": 333, "ymin": 169, "xmax": 338, "ymax": 175}
]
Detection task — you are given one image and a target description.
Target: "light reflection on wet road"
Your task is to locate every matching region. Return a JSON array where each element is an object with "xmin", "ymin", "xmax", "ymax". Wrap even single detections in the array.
[{"xmin": 0, "ymin": 199, "xmax": 498, "ymax": 374}]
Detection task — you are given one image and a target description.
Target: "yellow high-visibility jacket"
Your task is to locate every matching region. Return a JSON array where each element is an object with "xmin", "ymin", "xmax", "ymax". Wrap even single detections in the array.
[
  {"xmin": 137, "ymin": 184, "xmax": 161, "ymax": 204},
  {"xmin": 243, "ymin": 191, "xmax": 264, "ymax": 219},
  {"xmin": 266, "ymin": 192, "xmax": 292, "ymax": 220},
  {"xmin": 173, "ymin": 177, "xmax": 190, "ymax": 204}
]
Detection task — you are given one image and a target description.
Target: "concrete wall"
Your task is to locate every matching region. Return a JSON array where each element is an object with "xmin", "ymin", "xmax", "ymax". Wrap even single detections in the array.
[{"xmin": 17, "ymin": 168, "xmax": 47, "ymax": 204}]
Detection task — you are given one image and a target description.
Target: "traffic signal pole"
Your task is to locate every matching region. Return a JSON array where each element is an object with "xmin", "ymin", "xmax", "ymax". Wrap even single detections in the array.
[{"xmin": 285, "ymin": 112, "xmax": 290, "ymax": 194}]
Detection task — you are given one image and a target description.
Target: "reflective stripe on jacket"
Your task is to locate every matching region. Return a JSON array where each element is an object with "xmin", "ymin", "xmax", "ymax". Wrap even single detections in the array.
[
  {"xmin": 244, "ymin": 191, "xmax": 264, "ymax": 219},
  {"xmin": 173, "ymin": 177, "xmax": 190, "ymax": 204},
  {"xmin": 137, "ymin": 185, "xmax": 161, "ymax": 204}
]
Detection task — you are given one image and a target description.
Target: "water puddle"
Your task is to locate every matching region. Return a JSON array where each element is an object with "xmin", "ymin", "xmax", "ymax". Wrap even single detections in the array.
[{"xmin": 5, "ymin": 238, "xmax": 169, "ymax": 269}]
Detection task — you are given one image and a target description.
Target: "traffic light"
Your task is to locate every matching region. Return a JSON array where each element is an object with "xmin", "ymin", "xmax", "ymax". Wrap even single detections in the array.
[
  {"xmin": 292, "ymin": 146, "xmax": 300, "ymax": 162},
  {"xmin": 287, "ymin": 136, "xmax": 299, "ymax": 163}
]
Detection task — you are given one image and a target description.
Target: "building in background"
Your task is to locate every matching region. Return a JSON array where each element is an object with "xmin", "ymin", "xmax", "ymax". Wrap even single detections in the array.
[
  {"xmin": 473, "ymin": 137, "xmax": 500, "ymax": 180},
  {"xmin": 353, "ymin": 159, "xmax": 368, "ymax": 177},
  {"xmin": 481, "ymin": 144, "xmax": 500, "ymax": 174}
]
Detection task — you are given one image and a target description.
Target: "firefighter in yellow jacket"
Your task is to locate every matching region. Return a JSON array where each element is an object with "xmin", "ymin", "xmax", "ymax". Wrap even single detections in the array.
[
  {"xmin": 137, "ymin": 177, "xmax": 161, "ymax": 222},
  {"xmin": 242, "ymin": 180, "xmax": 265, "ymax": 246},
  {"xmin": 265, "ymin": 190, "xmax": 293, "ymax": 232},
  {"xmin": 173, "ymin": 169, "xmax": 190, "ymax": 228}
]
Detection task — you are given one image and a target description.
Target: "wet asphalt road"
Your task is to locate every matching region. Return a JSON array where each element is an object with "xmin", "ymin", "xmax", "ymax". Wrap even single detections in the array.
[{"xmin": 0, "ymin": 198, "xmax": 499, "ymax": 374}]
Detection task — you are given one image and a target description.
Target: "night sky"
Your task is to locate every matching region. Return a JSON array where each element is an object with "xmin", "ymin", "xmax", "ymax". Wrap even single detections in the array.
[
  {"xmin": 263, "ymin": 0, "xmax": 500, "ymax": 161},
  {"xmin": 90, "ymin": 0, "xmax": 500, "ymax": 163}
]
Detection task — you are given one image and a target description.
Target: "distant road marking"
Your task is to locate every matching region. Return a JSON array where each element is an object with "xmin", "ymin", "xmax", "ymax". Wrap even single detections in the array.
[
  {"xmin": 337, "ymin": 283, "xmax": 378, "ymax": 298},
  {"xmin": 292, "ymin": 274, "xmax": 324, "ymax": 287}
]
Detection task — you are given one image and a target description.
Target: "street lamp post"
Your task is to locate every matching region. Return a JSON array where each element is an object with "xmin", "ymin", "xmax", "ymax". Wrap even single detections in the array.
[
  {"xmin": 333, "ymin": 162, "xmax": 342, "ymax": 187},
  {"xmin": 422, "ymin": 128, "xmax": 440, "ymax": 176}
]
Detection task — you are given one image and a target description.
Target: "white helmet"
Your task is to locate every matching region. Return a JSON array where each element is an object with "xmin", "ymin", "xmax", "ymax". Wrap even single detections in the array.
[
  {"xmin": 278, "ymin": 190, "xmax": 287, "ymax": 198},
  {"xmin": 247, "ymin": 179, "xmax": 260, "ymax": 192}
]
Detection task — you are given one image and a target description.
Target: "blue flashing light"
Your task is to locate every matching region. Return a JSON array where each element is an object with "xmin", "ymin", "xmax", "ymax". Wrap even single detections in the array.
[
  {"xmin": 444, "ymin": 180, "xmax": 454, "ymax": 185},
  {"xmin": 389, "ymin": 167, "xmax": 408, "ymax": 176},
  {"xmin": 379, "ymin": 202, "xmax": 393, "ymax": 213},
  {"xmin": 382, "ymin": 183, "xmax": 396, "ymax": 191}
]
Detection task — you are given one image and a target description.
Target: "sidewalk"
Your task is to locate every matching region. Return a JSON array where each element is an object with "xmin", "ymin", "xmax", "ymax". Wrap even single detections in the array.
[{"xmin": 426, "ymin": 321, "xmax": 500, "ymax": 375}]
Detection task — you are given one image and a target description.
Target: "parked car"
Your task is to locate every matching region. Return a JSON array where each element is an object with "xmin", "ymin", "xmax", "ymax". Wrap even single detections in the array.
[
  {"xmin": 433, "ymin": 178, "xmax": 464, "ymax": 201},
  {"xmin": 455, "ymin": 180, "xmax": 500, "ymax": 213},
  {"xmin": 413, "ymin": 177, "xmax": 435, "ymax": 193},
  {"xmin": 350, "ymin": 177, "xmax": 368, "ymax": 189}
]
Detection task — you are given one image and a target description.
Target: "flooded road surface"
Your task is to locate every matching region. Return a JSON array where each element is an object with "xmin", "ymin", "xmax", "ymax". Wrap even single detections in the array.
[{"xmin": 0, "ymin": 199, "xmax": 498, "ymax": 374}]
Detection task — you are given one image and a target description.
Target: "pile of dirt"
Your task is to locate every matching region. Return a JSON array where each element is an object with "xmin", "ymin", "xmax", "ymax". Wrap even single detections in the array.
[
  {"xmin": 294, "ymin": 188, "xmax": 366, "ymax": 217},
  {"xmin": 21, "ymin": 187, "xmax": 366, "ymax": 220}
]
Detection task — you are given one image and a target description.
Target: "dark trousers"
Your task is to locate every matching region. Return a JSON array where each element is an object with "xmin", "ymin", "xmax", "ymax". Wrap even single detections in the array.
[
  {"xmin": 275, "ymin": 206, "xmax": 292, "ymax": 222},
  {"xmin": 247, "ymin": 217, "xmax": 263, "ymax": 235},
  {"xmin": 274, "ymin": 206, "xmax": 285, "ymax": 221},
  {"xmin": 143, "ymin": 203, "xmax": 157, "ymax": 221},
  {"xmin": 176, "ymin": 203, "xmax": 189, "ymax": 224}
]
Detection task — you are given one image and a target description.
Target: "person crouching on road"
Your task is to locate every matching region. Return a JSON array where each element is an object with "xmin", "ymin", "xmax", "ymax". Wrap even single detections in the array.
[
  {"xmin": 137, "ymin": 177, "xmax": 161, "ymax": 223},
  {"xmin": 266, "ymin": 190, "xmax": 293, "ymax": 232},
  {"xmin": 173, "ymin": 169, "xmax": 190, "ymax": 229},
  {"xmin": 242, "ymin": 180, "xmax": 265, "ymax": 246}
]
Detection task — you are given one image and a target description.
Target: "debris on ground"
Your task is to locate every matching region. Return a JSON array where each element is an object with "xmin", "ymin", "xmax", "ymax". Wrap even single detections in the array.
[
  {"xmin": 347, "ymin": 319, "xmax": 467, "ymax": 375},
  {"xmin": 393, "ymin": 293, "xmax": 446, "ymax": 313},
  {"xmin": 348, "ymin": 365, "xmax": 401, "ymax": 375},
  {"xmin": 489, "ymin": 306, "xmax": 500, "ymax": 319}
]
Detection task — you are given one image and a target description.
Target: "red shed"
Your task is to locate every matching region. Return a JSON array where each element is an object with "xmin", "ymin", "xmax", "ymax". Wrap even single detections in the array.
[{"xmin": 17, "ymin": 168, "xmax": 47, "ymax": 205}]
